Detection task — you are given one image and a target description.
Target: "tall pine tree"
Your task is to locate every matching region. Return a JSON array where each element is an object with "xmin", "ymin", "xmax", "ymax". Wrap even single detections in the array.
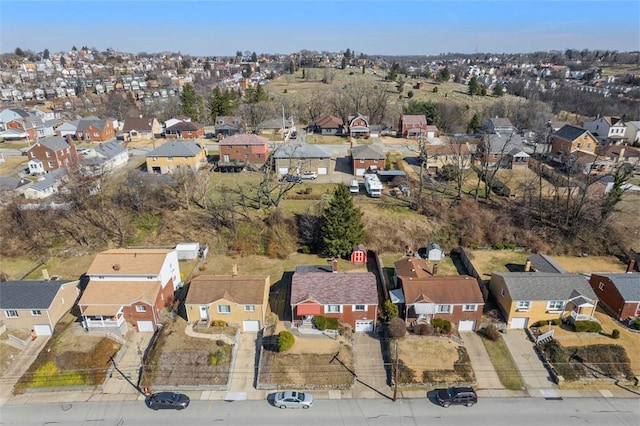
[{"xmin": 320, "ymin": 184, "xmax": 366, "ymax": 258}]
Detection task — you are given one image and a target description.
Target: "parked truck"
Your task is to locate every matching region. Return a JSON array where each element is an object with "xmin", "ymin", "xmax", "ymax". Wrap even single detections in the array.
[{"xmin": 363, "ymin": 174, "xmax": 382, "ymax": 198}]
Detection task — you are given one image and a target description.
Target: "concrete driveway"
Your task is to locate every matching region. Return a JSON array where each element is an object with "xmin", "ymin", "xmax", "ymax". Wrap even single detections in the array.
[
  {"xmin": 460, "ymin": 331, "xmax": 503, "ymax": 390},
  {"xmin": 502, "ymin": 329, "xmax": 558, "ymax": 396},
  {"xmin": 352, "ymin": 332, "xmax": 392, "ymax": 399}
]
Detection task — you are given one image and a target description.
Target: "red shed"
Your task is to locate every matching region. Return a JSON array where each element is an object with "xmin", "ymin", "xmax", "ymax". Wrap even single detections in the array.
[{"xmin": 351, "ymin": 246, "xmax": 367, "ymax": 264}]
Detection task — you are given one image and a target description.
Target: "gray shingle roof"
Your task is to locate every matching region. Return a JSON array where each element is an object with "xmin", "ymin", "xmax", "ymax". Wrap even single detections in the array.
[
  {"xmin": 95, "ymin": 140, "xmax": 126, "ymax": 159},
  {"xmin": 273, "ymin": 143, "xmax": 330, "ymax": 159},
  {"xmin": 486, "ymin": 133, "xmax": 525, "ymax": 153},
  {"xmin": 594, "ymin": 273, "xmax": 640, "ymax": 302},
  {"xmin": 0, "ymin": 280, "xmax": 75, "ymax": 310},
  {"xmin": 146, "ymin": 141, "xmax": 203, "ymax": 157},
  {"xmin": 527, "ymin": 254, "xmax": 567, "ymax": 274},
  {"xmin": 77, "ymin": 118, "xmax": 107, "ymax": 132},
  {"xmin": 494, "ymin": 272, "xmax": 596, "ymax": 301},
  {"xmin": 37, "ymin": 136, "xmax": 70, "ymax": 152},
  {"xmin": 351, "ymin": 144, "xmax": 385, "ymax": 159},
  {"xmin": 554, "ymin": 125, "xmax": 589, "ymax": 142},
  {"xmin": 291, "ymin": 272, "xmax": 378, "ymax": 305}
]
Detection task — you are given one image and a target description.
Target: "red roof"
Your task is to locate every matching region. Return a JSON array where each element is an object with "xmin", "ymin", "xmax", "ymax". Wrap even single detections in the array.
[
  {"xmin": 291, "ymin": 272, "xmax": 378, "ymax": 306},
  {"xmin": 218, "ymin": 134, "xmax": 269, "ymax": 146},
  {"xmin": 401, "ymin": 115, "xmax": 427, "ymax": 126}
]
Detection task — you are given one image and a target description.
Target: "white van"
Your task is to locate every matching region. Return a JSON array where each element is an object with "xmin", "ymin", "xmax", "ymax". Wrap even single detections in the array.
[{"xmin": 350, "ymin": 180, "xmax": 359, "ymax": 194}]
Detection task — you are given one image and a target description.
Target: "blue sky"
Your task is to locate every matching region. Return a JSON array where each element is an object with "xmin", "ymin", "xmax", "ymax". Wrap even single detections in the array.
[{"xmin": 1, "ymin": 1, "xmax": 639, "ymax": 56}]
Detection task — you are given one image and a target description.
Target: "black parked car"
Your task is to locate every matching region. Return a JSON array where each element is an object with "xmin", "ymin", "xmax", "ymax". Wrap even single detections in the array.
[
  {"xmin": 281, "ymin": 174, "xmax": 302, "ymax": 183},
  {"xmin": 146, "ymin": 392, "xmax": 190, "ymax": 410},
  {"xmin": 436, "ymin": 386, "xmax": 477, "ymax": 407}
]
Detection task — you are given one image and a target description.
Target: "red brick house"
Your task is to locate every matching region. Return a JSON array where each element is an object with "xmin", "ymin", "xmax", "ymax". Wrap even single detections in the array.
[
  {"xmin": 290, "ymin": 268, "xmax": 379, "ymax": 332},
  {"xmin": 218, "ymin": 133, "xmax": 270, "ymax": 166},
  {"xmin": 398, "ymin": 114, "xmax": 428, "ymax": 139},
  {"xmin": 393, "ymin": 257, "xmax": 484, "ymax": 332},
  {"xmin": 351, "ymin": 143, "xmax": 386, "ymax": 176},
  {"xmin": 165, "ymin": 120, "xmax": 205, "ymax": 139},
  {"xmin": 75, "ymin": 117, "xmax": 115, "ymax": 142},
  {"xmin": 26, "ymin": 135, "xmax": 79, "ymax": 174},
  {"xmin": 589, "ymin": 273, "xmax": 640, "ymax": 321},
  {"xmin": 348, "ymin": 113, "xmax": 370, "ymax": 138}
]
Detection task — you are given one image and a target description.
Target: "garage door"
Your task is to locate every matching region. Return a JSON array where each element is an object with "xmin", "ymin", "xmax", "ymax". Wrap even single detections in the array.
[
  {"xmin": 33, "ymin": 324, "xmax": 52, "ymax": 336},
  {"xmin": 458, "ymin": 320, "xmax": 476, "ymax": 332},
  {"xmin": 243, "ymin": 320, "xmax": 260, "ymax": 332},
  {"xmin": 137, "ymin": 320, "xmax": 155, "ymax": 332},
  {"xmin": 355, "ymin": 168, "xmax": 366, "ymax": 176},
  {"xmin": 510, "ymin": 317, "xmax": 528, "ymax": 329},
  {"xmin": 278, "ymin": 167, "xmax": 289, "ymax": 175},
  {"xmin": 317, "ymin": 167, "xmax": 327, "ymax": 175},
  {"xmin": 427, "ymin": 131, "xmax": 435, "ymax": 138},
  {"xmin": 355, "ymin": 320, "xmax": 374, "ymax": 332}
]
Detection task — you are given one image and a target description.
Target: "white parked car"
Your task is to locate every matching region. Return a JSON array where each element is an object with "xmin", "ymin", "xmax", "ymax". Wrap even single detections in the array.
[
  {"xmin": 273, "ymin": 391, "xmax": 314, "ymax": 409},
  {"xmin": 300, "ymin": 171, "xmax": 317, "ymax": 180}
]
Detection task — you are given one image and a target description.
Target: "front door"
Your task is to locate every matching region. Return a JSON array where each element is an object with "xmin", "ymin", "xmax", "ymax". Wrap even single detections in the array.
[{"xmin": 199, "ymin": 305, "xmax": 208, "ymax": 320}]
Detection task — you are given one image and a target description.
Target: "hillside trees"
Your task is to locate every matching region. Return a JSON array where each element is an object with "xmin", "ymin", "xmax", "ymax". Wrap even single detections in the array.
[
  {"xmin": 320, "ymin": 184, "xmax": 365, "ymax": 258},
  {"xmin": 208, "ymin": 87, "xmax": 237, "ymax": 121},
  {"xmin": 180, "ymin": 83, "xmax": 204, "ymax": 121}
]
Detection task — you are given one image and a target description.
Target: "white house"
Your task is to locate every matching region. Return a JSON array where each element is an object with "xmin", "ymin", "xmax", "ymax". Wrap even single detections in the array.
[
  {"xmin": 81, "ymin": 141, "xmax": 128, "ymax": 176},
  {"xmin": 583, "ymin": 116, "xmax": 623, "ymax": 144}
]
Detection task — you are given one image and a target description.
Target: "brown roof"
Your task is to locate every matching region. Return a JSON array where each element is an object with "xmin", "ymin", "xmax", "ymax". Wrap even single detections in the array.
[
  {"xmin": 291, "ymin": 272, "xmax": 378, "ymax": 305},
  {"xmin": 401, "ymin": 115, "xmax": 427, "ymax": 126},
  {"xmin": 313, "ymin": 115, "xmax": 343, "ymax": 129},
  {"xmin": 165, "ymin": 121, "xmax": 204, "ymax": 131},
  {"xmin": 78, "ymin": 280, "xmax": 161, "ymax": 307},
  {"xmin": 122, "ymin": 116, "xmax": 157, "ymax": 132},
  {"xmin": 87, "ymin": 249, "xmax": 173, "ymax": 276},
  {"xmin": 401, "ymin": 276, "xmax": 484, "ymax": 305},
  {"xmin": 185, "ymin": 275, "xmax": 269, "ymax": 305},
  {"xmin": 218, "ymin": 134, "xmax": 269, "ymax": 146},
  {"xmin": 394, "ymin": 257, "xmax": 432, "ymax": 278}
]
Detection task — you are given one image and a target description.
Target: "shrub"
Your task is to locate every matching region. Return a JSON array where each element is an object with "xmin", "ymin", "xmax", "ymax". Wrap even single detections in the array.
[
  {"xmin": 481, "ymin": 324, "xmax": 501, "ymax": 341},
  {"xmin": 277, "ymin": 330, "xmax": 295, "ymax": 352},
  {"xmin": 312, "ymin": 315, "xmax": 327, "ymax": 330},
  {"xmin": 304, "ymin": 186, "xmax": 313, "ymax": 194},
  {"xmin": 573, "ymin": 321, "xmax": 602, "ymax": 333},
  {"xmin": 395, "ymin": 360, "xmax": 416, "ymax": 384},
  {"xmin": 299, "ymin": 245, "xmax": 311, "ymax": 254},
  {"xmin": 611, "ymin": 329, "xmax": 620, "ymax": 339},
  {"xmin": 387, "ymin": 317, "xmax": 407, "ymax": 339},
  {"xmin": 630, "ymin": 319, "xmax": 640, "ymax": 330},
  {"xmin": 431, "ymin": 318, "xmax": 452, "ymax": 334},
  {"xmin": 216, "ymin": 340, "xmax": 226, "ymax": 347},
  {"xmin": 532, "ymin": 319, "xmax": 561, "ymax": 328},
  {"xmin": 492, "ymin": 242, "xmax": 505, "ymax": 250},
  {"xmin": 383, "ymin": 300, "xmax": 399, "ymax": 322},
  {"xmin": 415, "ymin": 323, "xmax": 432, "ymax": 336},
  {"xmin": 210, "ymin": 320, "xmax": 227, "ymax": 327},
  {"xmin": 325, "ymin": 317, "xmax": 340, "ymax": 330},
  {"xmin": 209, "ymin": 347, "xmax": 230, "ymax": 366},
  {"xmin": 433, "ymin": 87, "xmax": 438, "ymax": 93},
  {"xmin": 338, "ymin": 324, "xmax": 353, "ymax": 339}
]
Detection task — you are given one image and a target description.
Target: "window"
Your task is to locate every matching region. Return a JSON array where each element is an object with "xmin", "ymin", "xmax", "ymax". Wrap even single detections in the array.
[
  {"xmin": 462, "ymin": 304, "xmax": 477, "ymax": 312},
  {"xmin": 167, "ymin": 156, "xmax": 173, "ymax": 161},
  {"xmin": 437, "ymin": 304, "xmax": 452, "ymax": 313},
  {"xmin": 46, "ymin": 152, "xmax": 51, "ymax": 158},
  {"xmin": 326, "ymin": 304, "xmax": 341, "ymax": 313},
  {"xmin": 4, "ymin": 310, "xmax": 18, "ymax": 318},
  {"xmin": 48, "ymin": 161, "xmax": 54, "ymax": 168},
  {"xmin": 135, "ymin": 305, "xmax": 147, "ymax": 313},
  {"xmin": 152, "ymin": 156, "xmax": 157, "ymax": 161},
  {"xmin": 31, "ymin": 310, "xmax": 42, "ymax": 316},
  {"xmin": 547, "ymin": 301, "xmax": 564, "ymax": 311},
  {"xmin": 598, "ymin": 282, "xmax": 605, "ymax": 291},
  {"xmin": 244, "ymin": 305, "xmax": 255, "ymax": 312},
  {"xmin": 501, "ymin": 289, "xmax": 505, "ymax": 297},
  {"xmin": 218, "ymin": 305, "xmax": 231, "ymax": 314},
  {"xmin": 360, "ymin": 159, "xmax": 365, "ymax": 164},
  {"xmin": 516, "ymin": 301, "xmax": 531, "ymax": 311},
  {"xmin": 353, "ymin": 304, "xmax": 366, "ymax": 312}
]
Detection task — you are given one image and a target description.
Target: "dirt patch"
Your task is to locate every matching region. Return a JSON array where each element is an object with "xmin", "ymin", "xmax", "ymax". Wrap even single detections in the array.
[
  {"xmin": 142, "ymin": 318, "xmax": 231, "ymax": 387},
  {"xmin": 397, "ymin": 335, "xmax": 474, "ymax": 384},
  {"xmin": 259, "ymin": 340, "xmax": 353, "ymax": 388}
]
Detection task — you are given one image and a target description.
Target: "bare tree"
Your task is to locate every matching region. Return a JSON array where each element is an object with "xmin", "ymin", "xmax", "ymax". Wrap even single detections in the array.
[{"xmin": 239, "ymin": 101, "xmax": 273, "ymax": 134}]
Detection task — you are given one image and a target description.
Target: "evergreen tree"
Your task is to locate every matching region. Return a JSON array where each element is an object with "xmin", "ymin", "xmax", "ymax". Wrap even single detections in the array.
[
  {"xmin": 492, "ymin": 83, "xmax": 505, "ymax": 97},
  {"xmin": 180, "ymin": 83, "xmax": 202, "ymax": 121},
  {"xmin": 203, "ymin": 60, "xmax": 211, "ymax": 71},
  {"xmin": 468, "ymin": 113, "xmax": 481, "ymax": 133},
  {"xmin": 43, "ymin": 48, "xmax": 50, "ymax": 59},
  {"xmin": 320, "ymin": 184, "xmax": 365, "ymax": 258},
  {"xmin": 14, "ymin": 47, "xmax": 24, "ymax": 57},
  {"xmin": 209, "ymin": 87, "xmax": 236, "ymax": 121},
  {"xmin": 468, "ymin": 76, "xmax": 479, "ymax": 96},
  {"xmin": 244, "ymin": 84, "xmax": 270, "ymax": 104},
  {"xmin": 439, "ymin": 66, "xmax": 450, "ymax": 82},
  {"xmin": 251, "ymin": 52, "xmax": 258, "ymax": 63}
]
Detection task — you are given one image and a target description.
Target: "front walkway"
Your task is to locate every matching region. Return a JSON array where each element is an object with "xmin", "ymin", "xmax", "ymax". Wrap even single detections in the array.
[
  {"xmin": 502, "ymin": 329, "xmax": 558, "ymax": 396},
  {"xmin": 352, "ymin": 332, "xmax": 392, "ymax": 399}
]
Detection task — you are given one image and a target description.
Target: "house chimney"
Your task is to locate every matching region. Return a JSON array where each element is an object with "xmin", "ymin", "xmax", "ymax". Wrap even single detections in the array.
[
  {"xmin": 331, "ymin": 258, "xmax": 338, "ymax": 273},
  {"xmin": 232, "ymin": 264, "xmax": 238, "ymax": 276},
  {"xmin": 112, "ymin": 264, "xmax": 121, "ymax": 271},
  {"xmin": 627, "ymin": 259, "xmax": 636, "ymax": 273},
  {"xmin": 432, "ymin": 264, "xmax": 438, "ymax": 275},
  {"xmin": 525, "ymin": 260, "xmax": 531, "ymax": 272},
  {"xmin": 41, "ymin": 269, "xmax": 50, "ymax": 281},
  {"xmin": 618, "ymin": 147, "xmax": 625, "ymax": 163}
]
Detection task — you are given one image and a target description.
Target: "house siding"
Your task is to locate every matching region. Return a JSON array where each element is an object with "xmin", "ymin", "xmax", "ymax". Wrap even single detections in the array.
[
  {"xmin": 219, "ymin": 144, "xmax": 268, "ymax": 165},
  {"xmin": 293, "ymin": 304, "xmax": 377, "ymax": 329},
  {"xmin": 589, "ymin": 274, "xmax": 637, "ymax": 320},
  {"xmin": 146, "ymin": 149, "xmax": 207, "ymax": 175},
  {"xmin": 274, "ymin": 157, "xmax": 332, "ymax": 175},
  {"xmin": 407, "ymin": 304, "xmax": 483, "ymax": 331}
]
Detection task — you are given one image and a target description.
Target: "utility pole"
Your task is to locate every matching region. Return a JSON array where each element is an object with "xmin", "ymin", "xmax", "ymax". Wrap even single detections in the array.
[{"xmin": 392, "ymin": 338, "xmax": 399, "ymax": 401}]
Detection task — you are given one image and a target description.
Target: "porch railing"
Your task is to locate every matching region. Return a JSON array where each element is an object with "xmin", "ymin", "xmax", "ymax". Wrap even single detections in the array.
[{"xmin": 83, "ymin": 316, "xmax": 125, "ymax": 329}]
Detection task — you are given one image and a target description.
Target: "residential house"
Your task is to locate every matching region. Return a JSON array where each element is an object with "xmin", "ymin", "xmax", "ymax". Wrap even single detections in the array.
[
  {"xmin": 0, "ymin": 176, "xmax": 30, "ymax": 201},
  {"xmin": 596, "ymin": 144, "xmax": 640, "ymax": 171},
  {"xmin": 26, "ymin": 136, "xmax": 78, "ymax": 173},
  {"xmin": 121, "ymin": 116, "xmax": 162, "ymax": 141},
  {"xmin": 184, "ymin": 275, "xmax": 270, "ymax": 332},
  {"xmin": 75, "ymin": 117, "xmax": 115, "ymax": 142},
  {"xmin": 79, "ymin": 248, "xmax": 182, "ymax": 333},
  {"xmin": 348, "ymin": 113, "xmax": 370, "ymax": 138},
  {"xmin": 80, "ymin": 140, "xmax": 128, "ymax": 176},
  {"xmin": 218, "ymin": 133, "xmax": 269, "ymax": 167},
  {"xmin": 550, "ymin": 124, "xmax": 598, "ymax": 165},
  {"xmin": 526, "ymin": 253, "xmax": 567, "ymax": 274},
  {"xmin": 307, "ymin": 115, "xmax": 344, "ymax": 136},
  {"xmin": 214, "ymin": 116, "xmax": 244, "ymax": 138},
  {"xmin": 0, "ymin": 280, "xmax": 79, "ymax": 336},
  {"xmin": 272, "ymin": 142, "xmax": 331, "ymax": 177},
  {"xmin": 290, "ymin": 267, "xmax": 378, "ymax": 332},
  {"xmin": 398, "ymin": 114, "xmax": 428, "ymax": 139},
  {"xmin": 583, "ymin": 116, "xmax": 624, "ymax": 144},
  {"xmin": 393, "ymin": 257, "xmax": 484, "ymax": 331},
  {"xmin": 351, "ymin": 144, "xmax": 386, "ymax": 176},
  {"xmin": 145, "ymin": 141, "xmax": 207, "ymax": 174},
  {"xmin": 163, "ymin": 116, "xmax": 191, "ymax": 129},
  {"xmin": 589, "ymin": 273, "xmax": 640, "ymax": 321},
  {"xmin": 260, "ymin": 117, "xmax": 292, "ymax": 135},
  {"xmin": 479, "ymin": 133, "xmax": 530, "ymax": 168},
  {"xmin": 489, "ymin": 272, "xmax": 599, "ymax": 330},
  {"xmin": 55, "ymin": 120, "xmax": 81, "ymax": 138},
  {"xmin": 505, "ymin": 147, "xmax": 530, "ymax": 169},
  {"xmin": 422, "ymin": 142, "xmax": 472, "ymax": 175},
  {"xmin": 164, "ymin": 120, "xmax": 205, "ymax": 139},
  {"xmin": 624, "ymin": 121, "xmax": 640, "ymax": 145},
  {"xmin": 483, "ymin": 117, "xmax": 518, "ymax": 135},
  {"xmin": 20, "ymin": 169, "xmax": 67, "ymax": 200}
]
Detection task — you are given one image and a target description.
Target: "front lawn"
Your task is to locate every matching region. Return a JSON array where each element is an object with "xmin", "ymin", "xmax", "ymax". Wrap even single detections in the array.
[{"xmin": 480, "ymin": 335, "xmax": 526, "ymax": 390}]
